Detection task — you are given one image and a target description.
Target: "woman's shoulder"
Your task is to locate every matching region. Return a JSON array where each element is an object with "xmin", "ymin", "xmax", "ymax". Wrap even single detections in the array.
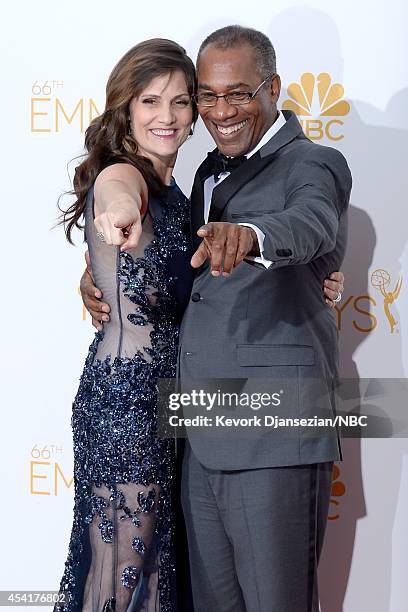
[{"xmin": 94, "ymin": 163, "xmax": 148, "ymax": 197}]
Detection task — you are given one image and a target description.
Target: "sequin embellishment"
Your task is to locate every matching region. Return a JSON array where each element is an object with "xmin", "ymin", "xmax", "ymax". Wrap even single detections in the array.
[{"xmin": 54, "ymin": 184, "xmax": 190, "ymax": 612}]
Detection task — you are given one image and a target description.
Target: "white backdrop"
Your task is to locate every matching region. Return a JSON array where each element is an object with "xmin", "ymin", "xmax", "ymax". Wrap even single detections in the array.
[{"xmin": 1, "ymin": 1, "xmax": 407, "ymax": 610}]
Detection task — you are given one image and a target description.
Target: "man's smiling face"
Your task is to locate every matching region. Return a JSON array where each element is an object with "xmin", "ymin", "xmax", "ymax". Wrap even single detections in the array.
[{"xmin": 196, "ymin": 43, "xmax": 280, "ymax": 157}]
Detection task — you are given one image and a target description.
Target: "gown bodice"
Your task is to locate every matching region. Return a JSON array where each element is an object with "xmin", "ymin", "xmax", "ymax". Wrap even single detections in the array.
[{"xmin": 84, "ymin": 179, "xmax": 194, "ymax": 369}]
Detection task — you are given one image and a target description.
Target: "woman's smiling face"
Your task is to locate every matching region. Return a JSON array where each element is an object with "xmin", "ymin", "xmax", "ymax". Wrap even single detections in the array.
[{"xmin": 129, "ymin": 70, "xmax": 193, "ymax": 164}]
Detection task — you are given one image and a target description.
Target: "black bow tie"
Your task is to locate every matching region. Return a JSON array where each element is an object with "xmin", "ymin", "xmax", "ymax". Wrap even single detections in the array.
[{"xmin": 207, "ymin": 150, "xmax": 247, "ymax": 181}]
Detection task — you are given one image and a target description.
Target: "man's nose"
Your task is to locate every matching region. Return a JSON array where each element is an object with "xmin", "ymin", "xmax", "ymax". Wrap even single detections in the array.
[{"xmin": 210, "ymin": 97, "xmax": 238, "ymax": 121}]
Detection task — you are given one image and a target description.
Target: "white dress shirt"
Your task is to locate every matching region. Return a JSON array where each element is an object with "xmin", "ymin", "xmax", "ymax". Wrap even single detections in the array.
[{"xmin": 203, "ymin": 110, "xmax": 286, "ymax": 268}]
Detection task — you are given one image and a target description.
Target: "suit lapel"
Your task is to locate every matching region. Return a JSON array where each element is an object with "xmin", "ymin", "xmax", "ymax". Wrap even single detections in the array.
[
  {"xmin": 208, "ymin": 110, "xmax": 304, "ymax": 223},
  {"xmin": 208, "ymin": 150, "xmax": 270, "ymax": 222},
  {"xmin": 190, "ymin": 155, "xmax": 213, "ymax": 250}
]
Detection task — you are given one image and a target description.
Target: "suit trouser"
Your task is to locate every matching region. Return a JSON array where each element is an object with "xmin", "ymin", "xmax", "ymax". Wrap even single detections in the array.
[{"xmin": 181, "ymin": 441, "xmax": 333, "ymax": 612}]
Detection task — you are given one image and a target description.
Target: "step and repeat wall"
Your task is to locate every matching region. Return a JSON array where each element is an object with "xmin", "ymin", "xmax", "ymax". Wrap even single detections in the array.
[{"xmin": 1, "ymin": 1, "xmax": 407, "ymax": 610}]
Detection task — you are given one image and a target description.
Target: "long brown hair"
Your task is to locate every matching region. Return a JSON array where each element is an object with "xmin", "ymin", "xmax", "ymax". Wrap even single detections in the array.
[{"xmin": 59, "ymin": 39, "xmax": 197, "ymax": 243}]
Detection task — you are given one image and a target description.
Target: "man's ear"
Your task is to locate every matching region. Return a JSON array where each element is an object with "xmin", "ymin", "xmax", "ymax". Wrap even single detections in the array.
[{"xmin": 271, "ymin": 74, "xmax": 281, "ymax": 104}]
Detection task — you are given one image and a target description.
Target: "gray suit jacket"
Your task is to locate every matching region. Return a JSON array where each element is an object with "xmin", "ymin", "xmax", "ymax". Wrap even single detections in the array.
[{"xmin": 178, "ymin": 109, "xmax": 352, "ymax": 470}]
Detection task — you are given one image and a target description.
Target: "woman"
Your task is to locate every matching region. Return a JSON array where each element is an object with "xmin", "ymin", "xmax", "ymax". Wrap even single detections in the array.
[
  {"xmin": 55, "ymin": 39, "xmax": 197, "ymax": 612},
  {"xmin": 56, "ymin": 38, "xmax": 344, "ymax": 612}
]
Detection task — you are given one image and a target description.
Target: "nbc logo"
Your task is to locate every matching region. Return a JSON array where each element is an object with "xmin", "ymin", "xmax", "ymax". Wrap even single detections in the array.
[
  {"xmin": 282, "ymin": 73, "xmax": 350, "ymax": 141},
  {"xmin": 328, "ymin": 464, "xmax": 345, "ymax": 521}
]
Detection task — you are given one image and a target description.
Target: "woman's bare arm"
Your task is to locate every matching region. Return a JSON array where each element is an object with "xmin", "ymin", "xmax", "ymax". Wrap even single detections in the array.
[{"xmin": 93, "ymin": 163, "xmax": 148, "ymax": 251}]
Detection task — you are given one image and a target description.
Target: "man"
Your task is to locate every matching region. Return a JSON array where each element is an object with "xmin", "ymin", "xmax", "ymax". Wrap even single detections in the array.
[{"xmin": 81, "ymin": 26, "xmax": 350, "ymax": 612}]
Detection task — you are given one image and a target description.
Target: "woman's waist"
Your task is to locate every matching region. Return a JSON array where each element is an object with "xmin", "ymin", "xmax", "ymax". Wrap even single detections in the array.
[
  {"xmin": 93, "ymin": 321, "xmax": 180, "ymax": 361},
  {"xmin": 98, "ymin": 316, "xmax": 180, "ymax": 337}
]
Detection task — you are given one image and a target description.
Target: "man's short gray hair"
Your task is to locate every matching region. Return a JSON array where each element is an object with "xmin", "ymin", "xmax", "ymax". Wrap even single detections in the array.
[{"xmin": 197, "ymin": 25, "xmax": 276, "ymax": 78}]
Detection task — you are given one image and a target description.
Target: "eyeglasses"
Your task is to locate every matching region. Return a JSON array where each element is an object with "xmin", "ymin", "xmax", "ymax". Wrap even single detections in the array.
[{"xmin": 193, "ymin": 74, "xmax": 275, "ymax": 107}]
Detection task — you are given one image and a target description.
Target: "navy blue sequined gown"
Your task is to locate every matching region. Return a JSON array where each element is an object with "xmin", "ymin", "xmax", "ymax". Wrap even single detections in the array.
[{"xmin": 55, "ymin": 179, "xmax": 193, "ymax": 612}]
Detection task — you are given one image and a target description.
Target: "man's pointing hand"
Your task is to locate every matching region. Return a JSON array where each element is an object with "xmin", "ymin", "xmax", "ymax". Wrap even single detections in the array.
[{"xmin": 191, "ymin": 222, "xmax": 259, "ymax": 276}]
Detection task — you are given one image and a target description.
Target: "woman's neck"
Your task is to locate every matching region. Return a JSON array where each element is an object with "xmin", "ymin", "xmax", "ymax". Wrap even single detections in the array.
[{"xmin": 141, "ymin": 150, "xmax": 176, "ymax": 186}]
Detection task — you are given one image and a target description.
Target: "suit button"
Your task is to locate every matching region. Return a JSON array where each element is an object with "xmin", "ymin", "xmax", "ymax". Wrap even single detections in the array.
[
  {"xmin": 191, "ymin": 292, "xmax": 201, "ymax": 302},
  {"xmin": 276, "ymin": 248, "xmax": 292, "ymax": 257}
]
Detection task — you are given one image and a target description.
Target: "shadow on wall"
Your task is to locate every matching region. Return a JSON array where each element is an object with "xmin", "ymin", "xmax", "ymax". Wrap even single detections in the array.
[{"xmin": 267, "ymin": 8, "xmax": 407, "ymax": 612}]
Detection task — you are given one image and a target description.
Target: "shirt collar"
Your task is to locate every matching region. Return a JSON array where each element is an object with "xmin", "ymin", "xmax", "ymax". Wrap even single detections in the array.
[{"xmin": 245, "ymin": 110, "xmax": 286, "ymax": 159}]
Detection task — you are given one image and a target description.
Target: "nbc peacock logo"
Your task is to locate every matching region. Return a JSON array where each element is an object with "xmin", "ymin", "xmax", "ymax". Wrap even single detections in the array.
[
  {"xmin": 328, "ymin": 463, "xmax": 346, "ymax": 521},
  {"xmin": 282, "ymin": 73, "xmax": 350, "ymax": 141}
]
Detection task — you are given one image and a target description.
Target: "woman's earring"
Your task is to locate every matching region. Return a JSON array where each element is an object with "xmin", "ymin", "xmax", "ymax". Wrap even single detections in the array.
[{"xmin": 128, "ymin": 118, "xmax": 132, "ymax": 136}]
